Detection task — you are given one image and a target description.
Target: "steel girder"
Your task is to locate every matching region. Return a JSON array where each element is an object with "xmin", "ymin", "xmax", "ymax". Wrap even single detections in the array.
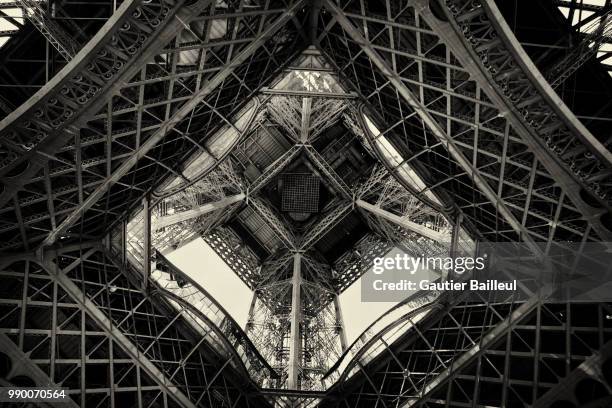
[
  {"xmin": 0, "ymin": 249, "xmax": 260, "ymax": 407},
  {"xmin": 316, "ymin": 0, "xmax": 608, "ymax": 250},
  {"xmin": 27, "ymin": 244, "xmax": 269, "ymax": 407},
  {"xmin": 413, "ymin": 302, "xmax": 612, "ymax": 408},
  {"xmin": 0, "ymin": 1, "xmax": 610, "ymax": 405},
  {"xmin": 288, "ymin": 252, "xmax": 303, "ymax": 389},
  {"xmin": 151, "ymin": 251, "xmax": 279, "ymax": 385},
  {"xmin": 0, "ymin": 332, "xmax": 80, "ymax": 408},
  {"xmin": 16, "ymin": 0, "xmax": 79, "ymax": 60},
  {"xmin": 146, "ymin": 160, "xmax": 247, "ymax": 254},
  {"xmin": 531, "ymin": 339, "xmax": 612, "ymax": 407},
  {"xmin": 0, "ymin": 0, "xmax": 180, "ymax": 206},
  {"xmin": 0, "ymin": 0, "xmax": 308, "ymax": 253},
  {"xmin": 355, "ymin": 200, "xmax": 448, "ymax": 243},
  {"xmin": 318, "ymin": 295, "xmax": 612, "ymax": 408},
  {"xmin": 423, "ymin": 0, "xmax": 611, "ymax": 241}
]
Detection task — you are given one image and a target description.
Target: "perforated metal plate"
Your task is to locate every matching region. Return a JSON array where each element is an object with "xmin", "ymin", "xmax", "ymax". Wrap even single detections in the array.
[{"xmin": 281, "ymin": 173, "xmax": 320, "ymax": 213}]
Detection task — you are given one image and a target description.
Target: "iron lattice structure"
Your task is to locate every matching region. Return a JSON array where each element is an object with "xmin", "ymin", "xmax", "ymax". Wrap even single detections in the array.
[{"xmin": 0, "ymin": 1, "xmax": 610, "ymax": 407}]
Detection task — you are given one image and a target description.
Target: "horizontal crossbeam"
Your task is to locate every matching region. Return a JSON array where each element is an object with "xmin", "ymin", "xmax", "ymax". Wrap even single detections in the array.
[
  {"xmin": 356, "ymin": 200, "xmax": 449, "ymax": 243},
  {"xmin": 154, "ymin": 194, "xmax": 245, "ymax": 230}
]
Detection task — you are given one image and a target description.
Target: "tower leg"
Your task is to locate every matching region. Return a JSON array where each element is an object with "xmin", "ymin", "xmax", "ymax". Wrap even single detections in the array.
[{"xmin": 334, "ymin": 295, "xmax": 348, "ymax": 352}]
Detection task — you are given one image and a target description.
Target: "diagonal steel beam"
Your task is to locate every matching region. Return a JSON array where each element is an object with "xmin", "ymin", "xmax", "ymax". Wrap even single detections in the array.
[
  {"xmin": 532, "ymin": 339, "xmax": 612, "ymax": 407},
  {"xmin": 39, "ymin": 257, "xmax": 197, "ymax": 408},
  {"xmin": 0, "ymin": 333, "xmax": 80, "ymax": 408},
  {"xmin": 402, "ymin": 295, "xmax": 543, "ymax": 407},
  {"xmin": 249, "ymin": 196, "xmax": 297, "ymax": 250},
  {"xmin": 249, "ymin": 144, "xmax": 303, "ymax": 194},
  {"xmin": 300, "ymin": 200, "xmax": 353, "ymax": 250},
  {"xmin": 323, "ymin": 0, "xmax": 541, "ymax": 255},
  {"xmin": 415, "ymin": 0, "xmax": 612, "ymax": 242},
  {"xmin": 16, "ymin": 0, "xmax": 78, "ymax": 60},
  {"xmin": 355, "ymin": 200, "xmax": 450, "ymax": 243},
  {"xmin": 0, "ymin": 0, "xmax": 210, "ymax": 209},
  {"xmin": 42, "ymin": 1, "xmax": 305, "ymax": 248},
  {"xmin": 303, "ymin": 144, "xmax": 352, "ymax": 198}
]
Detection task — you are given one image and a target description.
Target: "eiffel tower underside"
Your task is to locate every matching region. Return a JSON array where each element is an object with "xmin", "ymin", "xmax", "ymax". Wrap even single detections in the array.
[{"xmin": 0, "ymin": 0, "xmax": 612, "ymax": 407}]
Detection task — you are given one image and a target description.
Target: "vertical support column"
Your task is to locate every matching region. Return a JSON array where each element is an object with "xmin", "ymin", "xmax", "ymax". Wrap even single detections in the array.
[
  {"xmin": 18, "ymin": 260, "xmax": 29, "ymax": 350},
  {"xmin": 142, "ymin": 194, "xmax": 151, "ymax": 291},
  {"xmin": 448, "ymin": 213, "xmax": 463, "ymax": 280},
  {"xmin": 245, "ymin": 290, "xmax": 258, "ymax": 334},
  {"xmin": 288, "ymin": 252, "xmax": 302, "ymax": 389},
  {"xmin": 300, "ymin": 98, "xmax": 312, "ymax": 143},
  {"xmin": 333, "ymin": 294, "xmax": 348, "ymax": 352},
  {"xmin": 121, "ymin": 219, "xmax": 127, "ymax": 267},
  {"xmin": 450, "ymin": 213, "xmax": 462, "ymax": 257}
]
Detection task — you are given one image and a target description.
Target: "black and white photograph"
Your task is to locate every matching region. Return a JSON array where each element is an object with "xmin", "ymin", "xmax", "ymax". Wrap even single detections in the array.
[{"xmin": 0, "ymin": 0, "xmax": 611, "ymax": 406}]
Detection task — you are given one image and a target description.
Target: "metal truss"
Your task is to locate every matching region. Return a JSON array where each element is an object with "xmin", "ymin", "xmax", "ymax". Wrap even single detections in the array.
[
  {"xmin": 249, "ymin": 195, "xmax": 299, "ymax": 250},
  {"xmin": 356, "ymin": 165, "xmax": 453, "ymax": 244},
  {"xmin": 151, "ymin": 251, "xmax": 278, "ymax": 385},
  {"xmin": 249, "ymin": 144, "xmax": 304, "ymax": 193},
  {"xmin": 547, "ymin": 8, "xmax": 612, "ymax": 89},
  {"xmin": 0, "ymin": 0, "xmax": 308, "ymax": 253},
  {"xmin": 0, "ymin": 332, "xmax": 79, "ymax": 408},
  {"xmin": 243, "ymin": 252, "xmax": 346, "ymax": 392},
  {"xmin": 438, "ymin": 0, "xmax": 611, "ymax": 238},
  {"xmin": 155, "ymin": 88, "xmax": 453, "ymax": 391},
  {"xmin": 552, "ymin": 0, "xmax": 612, "ymax": 76},
  {"xmin": 360, "ymin": 209, "xmax": 447, "ymax": 261},
  {"xmin": 0, "ymin": 21, "xmax": 463, "ymax": 392},
  {"xmin": 353, "ymin": 167, "xmax": 452, "ymax": 260},
  {"xmin": 245, "ymin": 279, "xmax": 293, "ymax": 388},
  {"xmin": 320, "ymin": 1, "xmax": 539, "ymax": 251},
  {"xmin": 147, "ymin": 160, "xmax": 247, "ymax": 253},
  {"xmin": 266, "ymin": 95, "xmax": 347, "ymax": 143},
  {"xmin": 317, "ymin": 0, "xmax": 610, "ymax": 251},
  {"xmin": 413, "ymin": 301, "xmax": 612, "ymax": 408},
  {"xmin": 0, "ymin": 246, "xmax": 271, "ymax": 407},
  {"xmin": 169, "ymin": 93, "xmax": 452, "ymax": 285},
  {"xmin": 332, "ymin": 233, "xmax": 394, "ymax": 292},
  {"xmin": 321, "ymin": 289, "xmax": 612, "ymax": 408},
  {"xmin": 266, "ymin": 95, "xmax": 304, "ymax": 142},
  {"xmin": 154, "ymin": 194, "xmax": 245, "ymax": 230},
  {"xmin": 1, "ymin": 1, "xmax": 610, "ymax": 405},
  {"xmin": 309, "ymin": 98, "xmax": 348, "ymax": 141},
  {"xmin": 62, "ymin": 245, "xmax": 271, "ymax": 407},
  {"xmin": 203, "ymin": 225, "xmax": 262, "ymax": 289},
  {"xmin": 321, "ymin": 289, "xmax": 444, "ymax": 388},
  {"xmin": 16, "ymin": 0, "xmax": 79, "ymax": 60},
  {"xmin": 0, "ymin": 0, "xmax": 184, "ymax": 206},
  {"xmin": 303, "ymin": 145, "xmax": 352, "ymax": 198}
]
